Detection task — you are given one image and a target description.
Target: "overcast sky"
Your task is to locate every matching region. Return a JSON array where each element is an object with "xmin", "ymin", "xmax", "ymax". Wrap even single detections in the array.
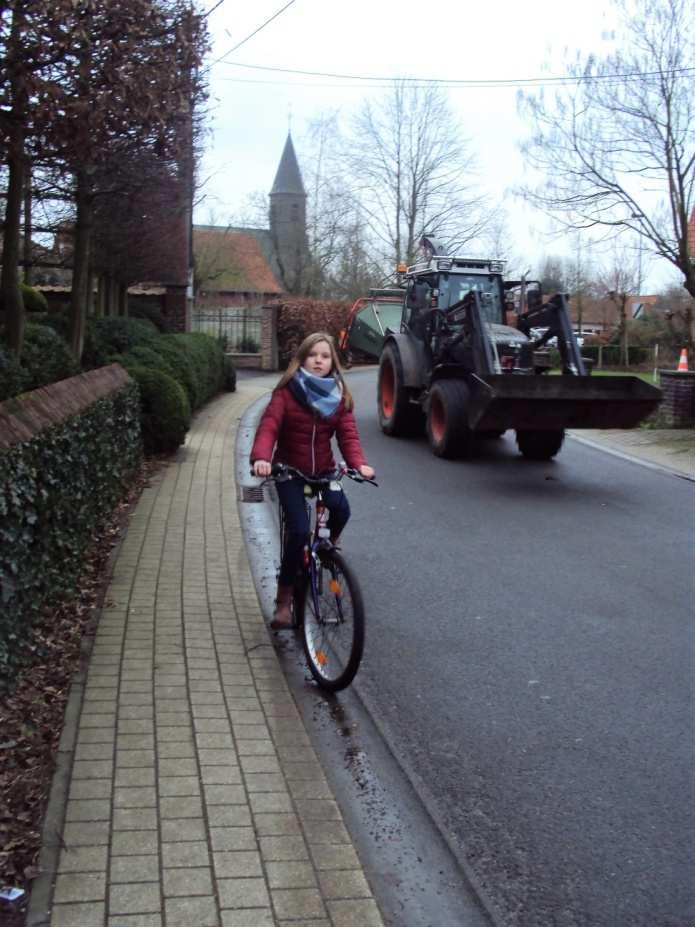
[{"xmin": 196, "ymin": 0, "xmax": 678, "ymax": 291}]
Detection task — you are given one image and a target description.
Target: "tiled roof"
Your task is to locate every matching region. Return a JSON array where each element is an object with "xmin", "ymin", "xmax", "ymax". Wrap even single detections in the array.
[
  {"xmin": 193, "ymin": 226, "xmax": 283, "ymax": 295},
  {"xmin": 270, "ymin": 134, "xmax": 306, "ymax": 197}
]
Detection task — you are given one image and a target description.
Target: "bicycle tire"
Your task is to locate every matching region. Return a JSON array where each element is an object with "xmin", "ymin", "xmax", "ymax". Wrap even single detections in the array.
[{"xmin": 300, "ymin": 550, "xmax": 365, "ymax": 691}]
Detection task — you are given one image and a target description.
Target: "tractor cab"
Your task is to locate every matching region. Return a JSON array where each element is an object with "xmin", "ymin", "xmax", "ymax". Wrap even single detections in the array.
[{"xmin": 402, "ymin": 256, "xmax": 537, "ymax": 374}]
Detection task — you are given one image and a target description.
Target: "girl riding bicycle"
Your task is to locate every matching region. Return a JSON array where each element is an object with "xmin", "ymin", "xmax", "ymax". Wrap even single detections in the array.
[{"xmin": 251, "ymin": 332, "xmax": 375, "ymax": 630}]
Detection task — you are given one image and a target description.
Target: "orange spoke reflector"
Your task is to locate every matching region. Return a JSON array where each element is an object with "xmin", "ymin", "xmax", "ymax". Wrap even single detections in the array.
[
  {"xmin": 329, "ymin": 579, "xmax": 342, "ymax": 596},
  {"xmin": 315, "ymin": 650, "xmax": 328, "ymax": 666}
]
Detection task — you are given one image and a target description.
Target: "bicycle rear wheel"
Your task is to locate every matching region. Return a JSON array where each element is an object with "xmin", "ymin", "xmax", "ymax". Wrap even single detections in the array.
[{"xmin": 301, "ymin": 550, "xmax": 364, "ymax": 691}]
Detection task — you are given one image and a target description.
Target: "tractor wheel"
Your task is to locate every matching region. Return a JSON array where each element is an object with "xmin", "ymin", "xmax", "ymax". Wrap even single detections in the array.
[
  {"xmin": 426, "ymin": 380, "xmax": 475, "ymax": 459},
  {"xmin": 378, "ymin": 344, "xmax": 424, "ymax": 436},
  {"xmin": 516, "ymin": 428, "xmax": 565, "ymax": 460}
]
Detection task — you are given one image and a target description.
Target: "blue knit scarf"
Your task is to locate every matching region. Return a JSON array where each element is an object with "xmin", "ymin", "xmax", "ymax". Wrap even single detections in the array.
[{"xmin": 290, "ymin": 367, "xmax": 342, "ymax": 418}]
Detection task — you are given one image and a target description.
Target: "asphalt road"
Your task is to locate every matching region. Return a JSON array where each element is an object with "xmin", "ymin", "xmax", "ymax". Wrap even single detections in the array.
[{"xmin": 338, "ymin": 368, "xmax": 695, "ymax": 927}]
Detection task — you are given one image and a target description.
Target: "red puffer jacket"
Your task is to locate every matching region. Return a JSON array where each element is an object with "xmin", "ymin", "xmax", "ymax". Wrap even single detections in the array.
[{"xmin": 250, "ymin": 386, "xmax": 367, "ymax": 476}]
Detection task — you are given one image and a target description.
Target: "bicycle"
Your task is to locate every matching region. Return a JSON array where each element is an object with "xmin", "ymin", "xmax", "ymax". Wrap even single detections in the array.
[{"xmin": 257, "ymin": 462, "xmax": 377, "ymax": 692}]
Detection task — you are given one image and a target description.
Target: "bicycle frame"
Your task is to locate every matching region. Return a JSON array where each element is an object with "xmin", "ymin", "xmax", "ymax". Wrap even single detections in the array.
[
  {"xmin": 278, "ymin": 479, "xmax": 340, "ymax": 624},
  {"xmin": 260, "ymin": 463, "xmax": 376, "ymax": 690},
  {"xmin": 271, "ymin": 464, "xmax": 375, "ymax": 626}
]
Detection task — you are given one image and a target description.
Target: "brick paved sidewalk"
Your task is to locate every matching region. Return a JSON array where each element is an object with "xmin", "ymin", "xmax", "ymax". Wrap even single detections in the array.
[
  {"xmin": 30, "ymin": 385, "xmax": 384, "ymax": 927},
  {"xmin": 569, "ymin": 427, "xmax": 695, "ymax": 479}
]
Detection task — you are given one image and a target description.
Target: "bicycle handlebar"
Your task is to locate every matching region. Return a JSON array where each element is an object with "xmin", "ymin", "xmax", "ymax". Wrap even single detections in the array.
[{"xmin": 251, "ymin": 462, "xmax": 378, "ymax": 487}]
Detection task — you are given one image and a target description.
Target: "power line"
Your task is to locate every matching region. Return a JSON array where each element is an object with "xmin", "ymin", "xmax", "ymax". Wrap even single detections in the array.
[
  {"xmin": 202, "ymin": 0, "xmax": 229, "ymax": 17},
  {"xmin": 213, "ymin": 59, "xmax": 695, "ymax": 88},
  {"xmin": 215, "ymin": 73, "xmax": 695, "ymax": 90},
  {"xmin": 208, "ymin": 0, "xmax": 298, "ymax": 67}
]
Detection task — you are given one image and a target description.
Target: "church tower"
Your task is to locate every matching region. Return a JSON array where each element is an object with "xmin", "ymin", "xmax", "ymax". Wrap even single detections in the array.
[{"xmin": 269, "ymin": 133, "xmax": 308, "ymax": 295}]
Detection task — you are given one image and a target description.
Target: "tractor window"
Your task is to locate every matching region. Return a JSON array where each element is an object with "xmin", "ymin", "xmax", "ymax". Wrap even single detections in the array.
[
  {"xmin": 440, "ymin": 274, "xmax": 503, "ymax": 325},
  {"xmin": 404, "ymin": 278, "xmax": 434, "ymax": 329}
]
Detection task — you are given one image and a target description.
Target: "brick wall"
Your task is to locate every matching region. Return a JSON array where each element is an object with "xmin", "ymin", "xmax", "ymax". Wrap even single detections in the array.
[
  {"xmin": 163, "ymin": 288, "xmax": 189, "ymax": 333},
  {"xmin": 0, "ymin": 364, "xmax": 131, "ymax": 448},
  {"xmin": 658, "ymin": 370, "xmax": 695, "ymax": 426},
  {"xmin": 260, "ymin": 302, "xmax": 278, "ymax": 371}
]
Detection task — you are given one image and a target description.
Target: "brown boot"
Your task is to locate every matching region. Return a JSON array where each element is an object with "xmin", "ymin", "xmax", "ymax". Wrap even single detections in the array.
[{"xmin": 270, "ymin": 585, "xmax": 294, "ymax": 631}]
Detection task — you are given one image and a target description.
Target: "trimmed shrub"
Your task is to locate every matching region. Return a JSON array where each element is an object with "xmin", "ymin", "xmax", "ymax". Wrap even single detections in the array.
[
  {"xmin": 29, "ymin": 311, "xmax": 70, "ymax": 339},
  {"xmin": 171, "ymin": 332, "xmax": 225, "ymax": 406},
  {"xmin": 0, "ymin": 344, "xmax": 29, "ymax": 401},
  {"xmin": 0, "ymin": 380, "xmax": 141, "ymax": 686},
  {"xmin": 19, "ymin": 323, "xmax": 80, "ymax": 391},
  {"xmin": 236, "ymin": 336, "xmax": 260, "ymax": 353},
  {"xmin": 82, "ymin": 317, "xmax": 160, "ymax": 369},
  {"xmin": 145, "ymin": 333, "xmax": 229, "ymax": 410},
  {"xmin": 223, "ymin": 354, "xmax": 237, "ymax": 392},
  {"xmin": 129, "ymin": 301, "xmax": 170, "ymax": 332},
  {"xmin": 116, "ymin": 344, "xmax": 178, "ymax": 380},
  {"xmin": 20, "ymin": 283, "xmax": 49, "ymax": 313},
  {"xmin": 126, "ymin": 364, "xmax": 191, "ymax": 453},
  {"xmin": 146, "ymin": 334, "xmax": 201, "ymax": 409}
]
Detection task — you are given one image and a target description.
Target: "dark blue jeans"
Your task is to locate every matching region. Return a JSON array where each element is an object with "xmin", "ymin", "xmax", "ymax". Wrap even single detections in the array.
[{"xmin": 276, "ymin": 477, "xmax": 350, "ymax": 585}]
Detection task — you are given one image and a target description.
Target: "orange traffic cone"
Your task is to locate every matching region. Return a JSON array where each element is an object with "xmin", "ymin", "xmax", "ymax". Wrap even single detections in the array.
[{"xmin": 677, "ymin": 348, "xmax": 688, "ymax": 371}]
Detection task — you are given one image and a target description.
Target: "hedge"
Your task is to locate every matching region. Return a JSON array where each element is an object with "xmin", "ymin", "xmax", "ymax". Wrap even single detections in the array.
[
  {"xmin": 580, "ymin": 345, "xmax": 650, "ymax": 366},
  {"xmin": 20, "ymin": 282, "xmax": 49, "ymax": 313},
  {"xmin": 116, "ymin": 331, "xmax": 231, "ymax": 414},
  {"xmin": 0, "ymin": 323, "xmax": 80, "ymax": 401},
  {"xmin": 1, "ymin": 317, "xmax": 235, "ymax": 455},
  {"xmin": 20, "ymin": 323, "xmax": 81, "ymax": 391},
  {"xmin": 0, "ymin": 378, "xmax": 141, "ymax": 687},
  {"xmin": 125, "ymin": 365, "xmax": 191, "ymax": 453},
  {"xmin": 82, "ymin": 316, "xmax": 160, "ymax": 369},
  {"xmin": 0, "ymin": 344, "xmax": 29, "ymax": 401}
]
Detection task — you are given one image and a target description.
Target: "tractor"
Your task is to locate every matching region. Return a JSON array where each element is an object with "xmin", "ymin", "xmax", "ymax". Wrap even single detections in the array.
[{"xmin": 374, "ymin": 241, "xmax": 661, "ymax": 460}]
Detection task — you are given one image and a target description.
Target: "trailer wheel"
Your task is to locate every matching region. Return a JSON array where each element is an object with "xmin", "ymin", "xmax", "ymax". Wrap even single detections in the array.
[
  {"xmin": 378, "ymin": 344, "xmax": 424, "ymax": 436},
  {"xmin": 427, "ymin": 380, "xmax": 474, "ymax": 458},
  {"xmin": 516, "ymin": 429, "xmax": 565, "ymax": 460}
]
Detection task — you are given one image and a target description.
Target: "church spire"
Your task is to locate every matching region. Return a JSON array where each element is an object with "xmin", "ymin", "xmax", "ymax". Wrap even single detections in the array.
[{"xmin": 270, "ymin": 133, "xmax": 305, "ymax": 197}]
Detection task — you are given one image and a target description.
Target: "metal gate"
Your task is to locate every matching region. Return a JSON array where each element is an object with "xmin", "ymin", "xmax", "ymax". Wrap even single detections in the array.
[{"xmin": 191, "ymin": 305, "xmax": 263, "ymax": 352}]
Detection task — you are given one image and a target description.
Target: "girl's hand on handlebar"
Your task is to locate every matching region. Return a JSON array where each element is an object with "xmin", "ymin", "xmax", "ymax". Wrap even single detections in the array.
[
  {"xmin": 358, "ymin": 464, "xmax": 375, "ymax": 480},
  {"xmin": 253, "ymin": 460, "xmax": 272, "ymax": 477}
]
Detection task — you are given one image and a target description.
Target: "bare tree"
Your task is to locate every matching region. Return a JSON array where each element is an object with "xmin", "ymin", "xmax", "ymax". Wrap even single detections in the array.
[
  {"xmin": 564, "ymin": 232, "xmax": 597, "ymax": 332},
  {"xmin": 192, "ymin": 224, "xmax": 238, "ymax": 297},
  {"xmin": 518, "ymin": 0, "xmax": 695, "ymax": 301},
  {"xmin": 347, "ymin": 81, "xmax": 490, "ymax": 267},
  {"xmin": 0, "ymin": 0, "xmax": 77, "ymax": 352},
  {"xmin": 28, "ymin": 0, "xmax": 208, "ymax": 356},
  {"xmin": 537, "ymin": 255, "xmax": 568, "ymax": 294},
  {"xmin": 293, "ymin": 111, "xmax": 379, "ymax": 298},
  {"xmin": 475, "ymin": 208, "xmax": 525, "ymax": 278},
  {"xmin": 226, "ymin": 191, "xmax": 268, "ymax": 229},
  {"xmin": 1, "ymin": 0, "xmax": 208, "ymax": 357},
  {"xmin": 300, "ymin": 112, "xmax": 351, "ymax": 295},
  {"xmin": 598, "ymin": 247, "xmax": 641, "ymax": 366}
]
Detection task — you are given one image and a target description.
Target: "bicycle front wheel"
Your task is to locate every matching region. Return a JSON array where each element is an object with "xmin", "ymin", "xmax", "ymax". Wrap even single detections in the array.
[{"xmin": 301, "ymin": 551, "xmax": 365, "ymax": 691}]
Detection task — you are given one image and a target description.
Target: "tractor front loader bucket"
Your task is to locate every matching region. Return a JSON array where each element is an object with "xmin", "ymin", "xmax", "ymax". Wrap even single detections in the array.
[{"xmin": 467, "ymin": 374, "xmax": 662, "ymax": 432}]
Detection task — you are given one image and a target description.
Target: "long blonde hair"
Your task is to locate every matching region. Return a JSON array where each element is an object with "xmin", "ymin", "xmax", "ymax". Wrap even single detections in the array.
[{"xmin": 277, "ymin": 332, "xmax": 354, "ymax": 412}]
